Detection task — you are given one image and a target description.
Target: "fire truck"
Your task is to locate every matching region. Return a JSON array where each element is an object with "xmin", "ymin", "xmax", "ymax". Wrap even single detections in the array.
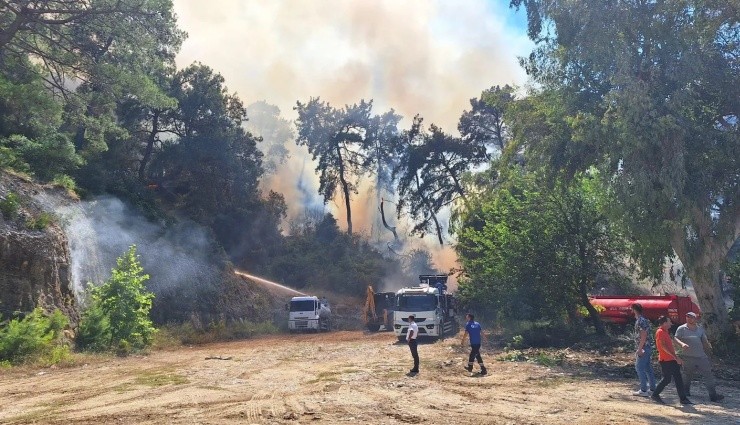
[{"xmin": 393, "ymin": 275, "xmax": 457, "ymax": 341}]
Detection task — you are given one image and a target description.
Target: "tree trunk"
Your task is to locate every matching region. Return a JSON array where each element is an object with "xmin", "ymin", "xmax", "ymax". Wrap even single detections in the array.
[
  {"xmin": 670, "ymin": 215, "xmax": 734, "ymax": 342},
  {"xmin": 581, "ymin": 293, "xmax": 606, "ymax": 336},
  {"xmin": 684, "ymin": 261, "xmax": 730, "ymax": 340},
  {"xmin": 139, "ymin": 110, "xmax": 160, "ymax": 180},
  {"xmin": 335, "ymin": 144, "xmax": 352, "ymax": 235}
]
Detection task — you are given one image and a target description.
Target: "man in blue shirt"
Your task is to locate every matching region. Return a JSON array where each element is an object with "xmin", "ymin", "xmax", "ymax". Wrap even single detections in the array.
[{"xmin": 461, "ymin": 313, "xmax": 487, "ymax": 375}]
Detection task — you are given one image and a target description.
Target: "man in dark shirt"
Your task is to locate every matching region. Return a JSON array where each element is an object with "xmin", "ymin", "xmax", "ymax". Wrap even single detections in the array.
[{"xmin": 461, "ymin": 313, "xmax": 487, "ymax": 375}]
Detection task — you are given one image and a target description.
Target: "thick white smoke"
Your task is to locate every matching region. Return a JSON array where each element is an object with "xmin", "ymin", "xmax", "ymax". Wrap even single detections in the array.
[{"xmin": 41, "ymin": 194, "xmax": 221, "ymax": 303}]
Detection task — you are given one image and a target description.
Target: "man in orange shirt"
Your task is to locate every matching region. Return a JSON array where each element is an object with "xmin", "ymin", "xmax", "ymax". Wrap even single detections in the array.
[{"xmin": 651, "ymin": 316, "xmax": 692, "ymax": 405}]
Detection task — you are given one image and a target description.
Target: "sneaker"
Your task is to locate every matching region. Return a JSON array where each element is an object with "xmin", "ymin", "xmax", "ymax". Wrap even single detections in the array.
[
  {"xmin": 651, "ymin": 394, "xmax": 665, "ymax": 404},
  {"xmin": 633, "ymin": 389, "xmax": 651, "ymax": 397},
  {"xmin": 480, "ymin": 367, "xmax": 488, "ymax": 376},
  {"xmin": 464, "ymin": 365, "xmax": 473, "ymax": 372},
  {"xmin": 710, "ymin": 394, "xmax": 724, "ymax": 402},
  {"xmin": 409, "ymin": 369, "xmax": 418, "ymax": 374},
  {"xmin": 680, "ymin": 398, "xmax": 693, "ymax": 405}
]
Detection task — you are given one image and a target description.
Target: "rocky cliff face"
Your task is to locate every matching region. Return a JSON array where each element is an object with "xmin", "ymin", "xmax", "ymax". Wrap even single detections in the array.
[{"xmin": 0, "ymin": 172, "xmax": 79, "ymax": 325}]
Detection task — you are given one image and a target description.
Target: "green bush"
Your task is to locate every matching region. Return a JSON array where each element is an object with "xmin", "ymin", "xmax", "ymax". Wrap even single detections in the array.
[
  {"xmin": 75, "ymin": 302, "xmax": 111, "ymax": 352},
  {"xmin": 26, "ymin": 211, "xmax": 54, "ymax": 230},
  {"xmin": 77, "ymin": 246, "xmax": 156, "ymax": 353},
  {"xmin": 0, "ymin": 308, "xmax": 69, "ymax": 365},
  {"xmin": 0, "ymin": 192, "xmax": 20, "ymax": 219},
  {"xmin": 52, "ymin": 174, "xmax": 77, "ymax": 193}
]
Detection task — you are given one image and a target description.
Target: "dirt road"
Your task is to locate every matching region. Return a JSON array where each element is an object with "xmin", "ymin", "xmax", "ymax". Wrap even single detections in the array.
[{"xmin": 0, "ymin": 331, "xmax": 737, "ymax": 424}]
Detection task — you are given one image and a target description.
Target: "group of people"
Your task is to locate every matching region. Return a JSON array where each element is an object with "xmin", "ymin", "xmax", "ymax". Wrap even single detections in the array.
[
  {"xmin": 405, "ymin": 306, "xmax": 725, "ymax": 407},
  {"xmin": 631, "ymin": 303, "xmax": 724, "ymax": 404},
  {"xmin": 404, "ymin": 313, "xmax": 486, "ymax": 375}
]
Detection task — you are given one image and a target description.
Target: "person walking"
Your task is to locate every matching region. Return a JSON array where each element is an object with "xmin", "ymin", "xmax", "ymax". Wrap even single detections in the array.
[
  {"xmin": 631, "ymin": 303, "xmax": 656, "ymax": 396},
  {"xmin": 406, "ymin": 315, "xmax": 419, "ymax": 374},
  {"xmin": 674, "ymin": 311, "xmax": 724, "ymax": 402},
  {"xmin": 460, "ymin": 313, "xmax": 487, "ymax": 375},
  {"xmin": 651, "ymin": 315, "xmax": 692, "ymax": 405}
]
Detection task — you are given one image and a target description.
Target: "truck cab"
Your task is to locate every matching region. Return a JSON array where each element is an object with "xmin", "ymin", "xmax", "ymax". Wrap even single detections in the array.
[
  {"xmin": 288, "ymin": 296, "xmax": 331, "ymax": 332},
  {"xmin": 393, "ymin": 275, "xmax": 457, "ymax": 340}
]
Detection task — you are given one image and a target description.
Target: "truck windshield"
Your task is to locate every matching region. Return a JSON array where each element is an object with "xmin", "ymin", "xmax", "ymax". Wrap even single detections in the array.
[
  {"xmin": 397, "ymin": 294, "xmax": 437, "ymax": 312},
  {"xmin": 290, "ymin": 300, "xmax": 316, "ymax": 312}
]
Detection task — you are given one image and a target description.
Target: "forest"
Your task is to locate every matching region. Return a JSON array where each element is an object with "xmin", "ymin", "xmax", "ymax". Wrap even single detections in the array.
[{"xmin": 0, "ymin": 0, "xmax": 737, "ymax": 356}]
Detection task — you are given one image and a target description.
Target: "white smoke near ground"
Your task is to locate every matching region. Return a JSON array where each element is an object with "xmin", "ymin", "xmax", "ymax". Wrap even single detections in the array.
[{"xmin": 39, "ymin": 194, "xmax": 221, "ymax": 304}]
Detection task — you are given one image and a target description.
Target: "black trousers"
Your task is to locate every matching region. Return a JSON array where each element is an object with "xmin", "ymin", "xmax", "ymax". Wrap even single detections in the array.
[
  {"xmin": 654, "ymin": 360, "xmax": 688, "ymax": 400},
  {"xmin": 409, "ymin": 339, "xmax": 419, "ymax": 371},
  {"xmin": 468, "ymin": 344, "xmax": 483, "ymax": 364}
]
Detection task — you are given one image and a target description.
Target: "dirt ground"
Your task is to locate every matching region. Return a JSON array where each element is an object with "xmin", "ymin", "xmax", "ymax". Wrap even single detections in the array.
[{"xmin": 0, "ymin": 331, "xmax": 738, "ymax": 425}]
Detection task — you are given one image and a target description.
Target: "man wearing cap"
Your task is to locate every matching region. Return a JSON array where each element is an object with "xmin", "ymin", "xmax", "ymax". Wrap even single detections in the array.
[{"xmin": 674, "ymin": 311, "xmax": 724, "ymax": 402}]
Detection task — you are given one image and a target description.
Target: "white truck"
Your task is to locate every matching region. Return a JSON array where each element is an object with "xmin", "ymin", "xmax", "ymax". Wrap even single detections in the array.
[
  {"xmin": 393, "ymin": 275, "xmax": 457, "ymax": 341},
  {"xmin": 287, "ymin": 296, "xmax": 332, "ymax": 332}
]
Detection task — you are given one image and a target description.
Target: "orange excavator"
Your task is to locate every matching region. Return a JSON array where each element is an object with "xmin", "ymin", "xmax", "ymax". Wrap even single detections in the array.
[{"xmin": 363, "ymin": 285, "xmax": 396, "ymax": 332}]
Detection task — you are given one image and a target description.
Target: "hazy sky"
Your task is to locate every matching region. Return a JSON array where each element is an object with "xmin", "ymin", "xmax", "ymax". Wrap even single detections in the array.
[
  {"xmin": 171, "ymin": 0, "xmax": 533, "ymax": 274},
  {"xmin": 172, "ymin": 0, "xmax": 532, "ymax": 130}
]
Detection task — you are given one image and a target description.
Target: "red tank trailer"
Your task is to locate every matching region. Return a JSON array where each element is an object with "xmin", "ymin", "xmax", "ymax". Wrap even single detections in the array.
[{"xmin": 589, "ymin": 295, "xmax": 701, "ymax": 327}]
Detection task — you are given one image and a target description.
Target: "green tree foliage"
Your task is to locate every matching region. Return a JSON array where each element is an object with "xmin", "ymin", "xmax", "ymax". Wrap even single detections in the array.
[
  {"xmin": 394, "ymin": 116, "xmax": 485, "ymax": 244},
  {"xmin": 510, "ymin": 0, "xmax": 739, "ymax": 337},
  {"xmin": 458, "ymin": 85, "xmax": 515, "ymax": 154},
  {"xmin": 1, "ymin": 0, "xmax": 184, "ymax": 157},
  {"xmin": 0, "ymin": 308, "xmax": 69, "ymax": 365},
  {"xmin": 149, "ymin": 64, "xmax": 264, "ymax": 223},
  {"xmin": 77, "ymin": 245, "xmax": 155, "ymax": 352},
  {"xmin": 455, "ymin": 167, "xmax": 626, "ymax": 334}
]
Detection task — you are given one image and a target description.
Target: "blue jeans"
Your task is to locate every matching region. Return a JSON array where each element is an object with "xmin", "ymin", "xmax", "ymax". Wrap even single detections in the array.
[{"xmin": 635, "ymin": 346, "xmax": 656, "ymax": 392}]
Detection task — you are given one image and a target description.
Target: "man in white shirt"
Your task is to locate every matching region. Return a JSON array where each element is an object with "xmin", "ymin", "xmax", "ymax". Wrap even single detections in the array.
[{"xmin": 406, "ymin": 315, "xmax": 419, "ymax": 374}]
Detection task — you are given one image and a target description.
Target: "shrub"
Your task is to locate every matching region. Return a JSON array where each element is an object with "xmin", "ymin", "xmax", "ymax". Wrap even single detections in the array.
[
  {"xmin": 0, "ymin": 308, "xmax": 69, "ymax": 365},
  {"xmin": 52, "ymin": 174, "xmax": 77, "ymax": 193},
  {"xmin": 75, "ymin": 302, "xmax": 111, "ymax": 352},
  {"xmin": 77, "ymin": 246, "xmax": 156, "ymax": 353},
  {"xmin": 26, "ymin": 211, "xmax": 54, "ymax": 230},
  {"xmin": 0, "ymin": 192, "xmax": 20, "ymax": 219}
]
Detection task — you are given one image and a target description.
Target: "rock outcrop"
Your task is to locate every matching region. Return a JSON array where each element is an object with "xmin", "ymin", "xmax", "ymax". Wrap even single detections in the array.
[{"xmin": 0, "ymin": 171, "xmax": 79, "ymax": 325}]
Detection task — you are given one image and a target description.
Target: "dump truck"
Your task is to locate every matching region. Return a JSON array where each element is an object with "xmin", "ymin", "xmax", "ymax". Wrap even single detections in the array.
[
  {"xmin": 363, "ymin": 286, "xmax": 396, "ymax": 332},
  {"xmin": 287, "ymin": 296, "xmax": 332, "ymax": 332},
  {"xmin": 589, "ymin": 295, "xmax": 701, "ymax": 330},
  {"xmin": 393, "ymin": 275, "xmax": 457, "ymax": 341}
]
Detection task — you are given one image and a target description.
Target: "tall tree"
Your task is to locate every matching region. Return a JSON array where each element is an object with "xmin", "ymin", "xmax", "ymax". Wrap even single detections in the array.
[
  {"xmin": 510, "ymin": 0, "xmax": 739, "ymax": 337},
  {"xmin": 295, "ymin": 98, "xmax": 397, "ymax": 235}
]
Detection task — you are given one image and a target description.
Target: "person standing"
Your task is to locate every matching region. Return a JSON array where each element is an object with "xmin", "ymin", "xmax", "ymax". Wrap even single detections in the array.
[
  {"xmin": 651, "ymin": 316, "xmax": 692, "ymax": 405},
  {"xmin": 406, "ymin": 315, "xmax": 419, "ymax": 374},
  {"xmin": 631, "ymin": 303, "xmax": 656, "ymax": 396},
  {"xmin": 460, "ymin": 313, "xmax": 487, "ymax": 375},
  {"xmin": 674, "ymin": 311, "xmax": 724, "ymax": 402}
]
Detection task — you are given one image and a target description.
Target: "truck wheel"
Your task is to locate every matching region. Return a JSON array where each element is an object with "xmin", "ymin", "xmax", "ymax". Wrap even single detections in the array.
[{"xmin": 367, "ymin": 324, "xmax": 380, "ymax": 332}]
